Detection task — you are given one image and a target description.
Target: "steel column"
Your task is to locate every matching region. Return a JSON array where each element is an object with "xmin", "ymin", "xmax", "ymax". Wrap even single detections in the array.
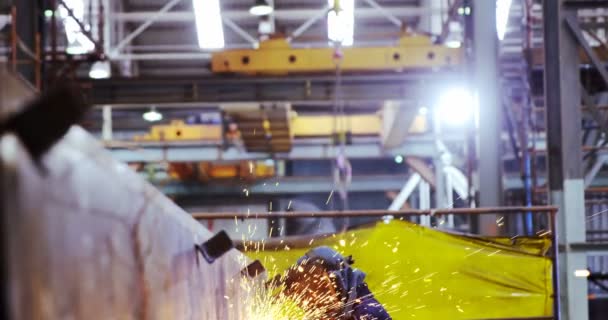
[
  {"xmin": 543, "ymin": 1, "xmax": 588, "ymax": 319},
  {"xmin": 473, "ymin": 0, "xmax": 503, "ymax": 234},
  {"xmin": 101, "ymin": 105, "xmax": 112, "ymax": 141}
]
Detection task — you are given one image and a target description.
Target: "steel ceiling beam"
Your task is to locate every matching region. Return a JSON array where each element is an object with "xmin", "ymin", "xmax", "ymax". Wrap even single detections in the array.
[
  {"xmin": 223, "ymin": 17, "xmax": 258, "ymax": 46},
  {"xmin": 110, "ymin": 7, "xmax": 445, "ymax": 23},
  {"xmin": 83, "ymin": 72, "xmax": 459, "ymax": 105},
  {"xmin": 106, "ymin": 135, "xmax": 458, "ymax": 162},
  {"xmin": 111, "ymin": 0, "xmax": 184, "ymax": 56},
  {"xmin": 362, "ymin": 0, "xmax": 404, "ymax": 28},
  {"xmin": 287, "ymin": 6, "xmax": 329, "ymax": 42}
]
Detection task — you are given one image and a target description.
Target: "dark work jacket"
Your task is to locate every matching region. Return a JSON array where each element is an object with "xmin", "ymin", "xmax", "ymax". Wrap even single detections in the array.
[{"xmin": 352, "ymin": 283, "xmax": 392, "ymax": 320}]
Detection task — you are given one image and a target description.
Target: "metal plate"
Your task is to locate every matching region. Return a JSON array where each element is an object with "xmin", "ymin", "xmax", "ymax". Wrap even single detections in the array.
[{"xmin": 0, "ymin": 127, "xmax": 249, "ymax": 319}]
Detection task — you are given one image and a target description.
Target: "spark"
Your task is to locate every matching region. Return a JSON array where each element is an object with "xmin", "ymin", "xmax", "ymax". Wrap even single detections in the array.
[
  {"xmin": 537, "ymin": 230, "xmax": 551, "ymax": 237},
  {"xmin": 464, "ymin": 248, "xmax": 483, "ymax": 258},
  {"xmin": 496, "ymin": 216, "xmax": 504, "ymax": 225},
  {"xmin": 487, "ymin": 250, "xmax": 501, "ymax": 257},
  {"xmin": 326, "ymin": 190, "xmax": 334, "ymax": 205}
]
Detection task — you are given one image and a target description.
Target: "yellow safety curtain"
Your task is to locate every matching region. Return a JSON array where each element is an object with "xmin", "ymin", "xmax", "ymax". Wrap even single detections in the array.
[{"xmin": 245, "ymin": 220, "xmax": 553, "ymax": 319}]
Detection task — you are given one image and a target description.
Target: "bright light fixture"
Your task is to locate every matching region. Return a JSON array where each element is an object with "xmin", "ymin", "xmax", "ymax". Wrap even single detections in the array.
[
  {"xmin": 89, "ymin": 61, "xmax": 111, "ymax": 79},
  {"xmin": 250, "ymin": 0, "xmax": 273, "ymax": 16},
  {"xmin": 394, "ymin": 155, "xmax": 404, "ymax": 164},
  {"xmin": 44, "ymin": 10, "xmax": 54, "ymax": 18},
  {"xmin": 60, "ymin": 0, "xmax": 95, "ymax": 55},
  {"xmin": 143, "ymin": 107, "xmax": 163, "ymax": 122},
  {"xmin": 193, "ymin": 0, "xmax": 225, "ymax": 49},
  {"xmin": 436, "ymin": 87, "xmax": 475, "ymax": 126},
  {"xmin": 496, "ymin": 0, "xmax": 513, "ymax": 41},
  {"xmin": 445, "ymin": 40, "xmax": 461, "ymax": 48},
  {"xmin": 327, "ymin": 0, "xmax": 354, "ymax": 46},
  {"xmin": 574, "ymin": 269, "xmax": 590, "ymax": 278},
  {"xmin": 418, "ymin": 107, "xmax": 428, "ymax": 115}
]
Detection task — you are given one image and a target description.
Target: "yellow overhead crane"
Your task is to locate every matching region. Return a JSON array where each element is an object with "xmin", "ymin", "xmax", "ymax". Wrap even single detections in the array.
[
  {"xmin": 133, "ymin": 114, "xmax": 426, "ymax": 142},
  {"xmin": 211, "ymin": 34, "xmax": 463, "ymax": 74}
]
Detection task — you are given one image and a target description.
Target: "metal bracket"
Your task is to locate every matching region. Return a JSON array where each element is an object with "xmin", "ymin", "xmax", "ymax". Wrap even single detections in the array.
[
  {"xmin": 194, "ymin": 230, "xmax": 234, "ymax": 265},
  {"xmin": 240, "ymin": 260, "xmax": 266, "ymax": 278}
]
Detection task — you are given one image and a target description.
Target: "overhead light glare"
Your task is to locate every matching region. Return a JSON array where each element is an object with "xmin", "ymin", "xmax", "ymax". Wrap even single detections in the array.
[
  {"xmin": 250, "ymin": 0, "xmax": 273, "ymax": 16},
  {"xmin": 445, "ymin": 40, "xmax": 461, "ymax": 48},
  {"xmin": 436, "ymin": 87, "xmax": 475, "ymax": 126},
  {"xmin": 89, "ymin": 61, "xmax": 111, "ymax": 79},
  {"xmin": 60, "ymin": 0, "xmax": 95, "ymax": 55},
  {"xmin": 394, "ymin": 155, "xmax": 404, "ymax": 164},
  {"xmin": 143, "ymin": 107, "xmax": 163, "ymax": 122},
  {"xmin": 574, "ymin": 269, "xmax": 590, "ymax": 278},
  {"xmin": 496, "ymin": 0, "xmax": 513, "ymax": 41},
  {"xmin": 327, "ymin": 0, "xmax": 354, "ymax": 46},
  {"xmin": 193, "ymin": 0, "xmax": 225, "ymax": 49}
]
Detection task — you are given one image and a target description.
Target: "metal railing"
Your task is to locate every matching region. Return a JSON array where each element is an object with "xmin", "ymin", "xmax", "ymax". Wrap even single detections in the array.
[{"xmin": 193, "ymin": 206, "xmax": 560, "ymax": 320}]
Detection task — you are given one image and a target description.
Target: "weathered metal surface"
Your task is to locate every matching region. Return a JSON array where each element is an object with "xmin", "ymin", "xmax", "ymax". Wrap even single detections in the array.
[{"xmin": 0, "ymin": 126, "xmax": 249, "ymax": 319}]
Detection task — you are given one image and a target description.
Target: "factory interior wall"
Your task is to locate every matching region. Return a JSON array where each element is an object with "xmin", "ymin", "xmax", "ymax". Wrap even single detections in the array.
[{"xmin": 247, "ymin": 220, "xmax": 553, "ymax": 319}]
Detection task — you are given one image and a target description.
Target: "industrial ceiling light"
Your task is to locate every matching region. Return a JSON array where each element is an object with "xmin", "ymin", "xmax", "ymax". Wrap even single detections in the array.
[
  {"xmin": 496, "ymin": 0, "xmax": 513, "ymax": 41},
  {"xmin": 193, "ymin": 0, "xmax": 225, "ymax": 49},
  {"xmin": 250, "ymin": 0, "xmax": 273, "ymax": 16},
  {"xmin": 436, "ymin": 87, "xmax": 475, "ymax": 126},
  {"xmin": 143, "ymin": 107, "xmax": 163, "ymax": 122},
  {"xmin": 327, "ymin": 0, "xmax": 354, "ymax": 46},
  {"xmin": 574, "ymin": 269, "xmax": 590, "ymax": 278},
  {"xmin": 394, "ymin": 155, "xmax": 404, "ymax": 164},
  {"xmin": 89, "ymin": 61, "xmax": 111, "ymax": 79}
]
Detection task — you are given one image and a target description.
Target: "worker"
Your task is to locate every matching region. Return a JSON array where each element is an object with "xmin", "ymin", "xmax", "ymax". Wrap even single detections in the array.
[{"xmin": 276, "ymin": 246, "xmax": 391, "ymax": 320}]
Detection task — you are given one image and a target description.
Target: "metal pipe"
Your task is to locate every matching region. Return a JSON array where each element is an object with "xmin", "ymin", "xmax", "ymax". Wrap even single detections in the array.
[
  {"xmin": 287, "ymin": 7, "xmax": 329, "ymax": 42},
  {"xmin": 10, "ymin": 6, "xmax": 17, "ymax": 72},
  {"xmin": 109, "ymin": 52, "xmax": 212, "ymax": 60},
  {"xmin": 51, "ymin": 0, "xmax": 57, "ymax": 67},
  {"xmin": 102, "ymin": 0, "xmax": 110, "ymax": 55},
  {"xmin": 549, "ymin": 210, "xmax": 561, "ymax": 320},
  {"xmin": 192, "ymin": 206, "xmax": 558, "ymax": 220},
  {"xmin": 362, "ymin": 0, "xmax": 403, "ymax": 28},
  {"xmin": 35, "ymin": 33, "xmax": 41, "ymax": 90},
  {"xmin": 110, "ymin": 8, "xmax": 442, "ymax": 23}
]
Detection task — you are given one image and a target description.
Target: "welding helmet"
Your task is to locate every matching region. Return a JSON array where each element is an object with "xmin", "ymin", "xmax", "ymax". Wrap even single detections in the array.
[{"xmin": 296, "ymin": 246, "xmax": 366, "ymax": 317}]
